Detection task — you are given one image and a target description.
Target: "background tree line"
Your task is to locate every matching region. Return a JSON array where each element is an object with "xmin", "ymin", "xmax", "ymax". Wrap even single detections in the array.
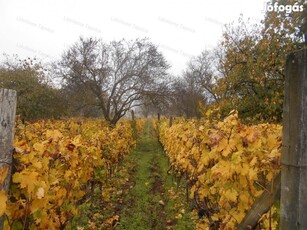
[{"xmin": 1, "ymin": 0, "xmax": 306, "ymax": 124}]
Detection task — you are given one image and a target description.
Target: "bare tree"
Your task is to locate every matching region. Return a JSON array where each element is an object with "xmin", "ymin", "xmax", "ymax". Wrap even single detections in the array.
[
  {"xmin": 185, "ymin": 50, "xmax": 218, "ymax": 102},
  {"xmin": 139, "ymin": 76, "xmax": 174, "ymax": 117},
  {"xmin": 167, "ymin": 50, "xmax": 216, "ymax": 118},
  {"xmin": 170, "ymin": 74, "xmax": 205, "ymax": 118},
  {"xmin": 57, "ymin": 37, "xmax": 169, "ymax": 125}
]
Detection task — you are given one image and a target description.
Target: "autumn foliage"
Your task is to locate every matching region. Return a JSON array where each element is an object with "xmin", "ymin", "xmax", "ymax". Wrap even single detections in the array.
[
  {"xmin": 2, "ymin": 118, "xmax": 135, "ymax": 229},
  {"xmin": 157, "ymin": 111, "xmax": 282, "ymax": 229}
]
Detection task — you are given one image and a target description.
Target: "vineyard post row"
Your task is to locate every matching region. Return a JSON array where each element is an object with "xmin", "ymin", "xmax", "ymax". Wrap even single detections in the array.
[
  {"xmin": 280, "ymin": 48, "xmax": 307, "ymax": 229},
  {"xmin": 0, "ymin": 89, "xmax": 17, "ymax": 230}
]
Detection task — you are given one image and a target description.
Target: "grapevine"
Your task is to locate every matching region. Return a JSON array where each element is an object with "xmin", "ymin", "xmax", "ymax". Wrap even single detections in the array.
[
  {"xmin": 4, "ymin": 118, "xmax": 135, "ymax": 229},
  {"xmin": 157, "ymin": 111, "xmax": 282, "ymax": 229}
]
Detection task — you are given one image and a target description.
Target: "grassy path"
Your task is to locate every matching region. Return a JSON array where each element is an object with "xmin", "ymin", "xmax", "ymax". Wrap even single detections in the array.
[{"xmin": 116, "ymin": 120, "xmax": 195, "ymax": 230}]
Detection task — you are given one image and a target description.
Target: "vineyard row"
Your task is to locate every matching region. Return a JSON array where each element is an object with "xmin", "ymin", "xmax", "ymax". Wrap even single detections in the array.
[
  {"xmin": 156, "ymin": 111, "xmax": 282, "ymax": 229},
  {"xmin": 0, "ymin": 118, "xmax": 144, "ymax": 229}
]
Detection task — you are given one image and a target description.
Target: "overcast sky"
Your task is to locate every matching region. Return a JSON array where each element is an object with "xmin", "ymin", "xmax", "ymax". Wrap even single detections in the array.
[{"xmin": 0, "ymin": 0, "xmax": 267, "ymax": 75}]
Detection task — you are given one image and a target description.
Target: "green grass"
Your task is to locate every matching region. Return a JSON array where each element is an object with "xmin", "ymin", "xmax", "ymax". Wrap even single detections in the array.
[
  {"xmin": 116, "ymin": 120, "xmax": 196, "ymax": 230},
  {"xmin": 116, "ymin": 121, "xmax": 157, "ymax": 229},
  {"xmin": 155, "ymin": 130, "xmax": 196, "ymax": 230}
]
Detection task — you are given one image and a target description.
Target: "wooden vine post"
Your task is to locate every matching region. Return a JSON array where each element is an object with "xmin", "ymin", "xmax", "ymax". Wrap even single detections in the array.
[
  {"xmin": 238, "ymin": 49, "xmax": 307, "ymax": 229},
  {"xmin": 131, "ymin": 109, "xmax": 135, "ymax": 121},
  {"xmin": 0, "ymin": 89, "xmax": 17, "ymax": 229},
  {"xmin": 169, "ymin": 116, "xmax": 173, "ymax": 127},
  {"xmin": 280, "ymin": 48, "xmax": 307, "ymax": 229}
]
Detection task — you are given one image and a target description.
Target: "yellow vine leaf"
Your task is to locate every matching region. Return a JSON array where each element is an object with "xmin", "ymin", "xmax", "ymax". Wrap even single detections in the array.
[
  {"xmin": 55, "ymin": 188, "xmax": 67, "ymax": 200},
  {"xmin": 248, "ymin": 168, "xmax": 258, "ymax": 180},
  {"xmin": 33, "ymin": 143, "xmax": 45, "ymax": 155},
  {"xmin": 240, "ymin": 163, "xmax": 250, "ymax": 176},
  {"xmin": 31, "ymin": 198, "xmax": 46, "ymax": 214},
  {"xmin": 64, "ymin": 170, "xmax": 73, "ymax": 179},
  {"xmin": 224, "ymin": 189, "xmax": 238, "ymax": 202},
  {"xmin": 239, "ymin": 191, "xmax": 250, "ymax": 204},
  {"xmin": 0, "ymin": 167, "xmax": 8, "ymax": 185},
  {"xmin": 13, "ymin": 171, "xmax": 39, "ymax": 194},
  {"xmin": 32, "ymin": 158, "xmax": 43, "ymax": 169},
  {"xmin": 0, "ymin": 190, "xmax": 7, "ymax": 216},
  {"xmin": 250, "ymin": 156, "xmax": 258, "ymax": 166},
  {"xmin": 46, "ymin": 129, "xmax": 63, "ymax": 141}
]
